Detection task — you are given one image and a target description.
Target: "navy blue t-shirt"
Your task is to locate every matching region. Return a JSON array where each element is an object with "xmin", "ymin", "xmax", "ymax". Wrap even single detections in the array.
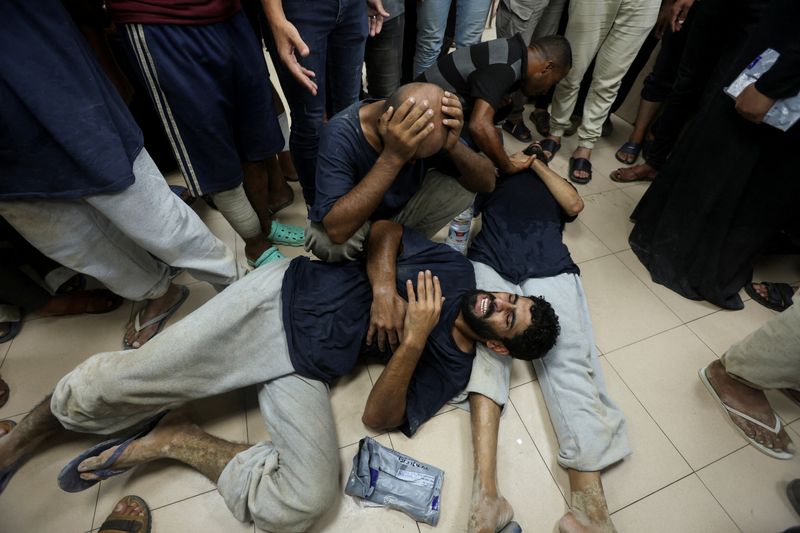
[
  {"xmin": 308, "ymin": 100, "xmax": 453, "ymax": 223},
  {"xmin": 468, "ymin": 170, "xmax": 579, "ymax": 284},
  {"xmin": 282, "ymin": 228, "xmax": 476, "ymax": 436},
  {"xmin": 0, "ymin": 0, "xmax": 143, "ymax": 200}
]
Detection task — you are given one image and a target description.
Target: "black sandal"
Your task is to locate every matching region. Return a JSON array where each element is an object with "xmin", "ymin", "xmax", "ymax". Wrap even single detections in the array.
[
  {"xmin": 502, "ymin": 120, "xmax": 533, "ymax": 142},
  {"xmin": 538, "ymin": 138, "xmax": 561, "ymax": 163},
  {"xmin": 745, "ymin": 282, "xmax": 795, "ymax": 312},
  {"xmin": 529, "ymin": 109, "xmax": 551, "ymax": 137},
  {"xmin": 569, "ymin": 157, "xmax": 593, "ymax": 184}
]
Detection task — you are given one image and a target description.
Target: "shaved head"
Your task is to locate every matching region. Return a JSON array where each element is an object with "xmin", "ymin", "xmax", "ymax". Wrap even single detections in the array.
[{"xmin": 384, "ymin": 82, "xmax": 448, "ymax": 158}]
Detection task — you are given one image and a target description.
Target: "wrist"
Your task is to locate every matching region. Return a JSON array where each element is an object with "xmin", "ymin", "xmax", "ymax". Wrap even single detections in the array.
[
  {"xmin": 373, "ymin": 283, "xmax": 396, "ymax": 298},
  {"xmin": 401, "ymin": 334, "xmax": 427, "ymax": 352},
  {"xmin": 379, "ymin": 151, "xmax": 408, "ymax": 169}
]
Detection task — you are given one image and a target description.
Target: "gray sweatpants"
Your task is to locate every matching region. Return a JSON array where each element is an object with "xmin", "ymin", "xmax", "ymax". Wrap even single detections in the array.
[
  {"xmin": 305, "ymin": 169, "xmax": 475, "ymax": 262},
  {"xmin": 462, "ymin": 261, "xmax": 631, "ymax": 471},
  {"xmin": 721, "ymin": 290, "xmax": 800, "ymax": 391},
  {"xmin": 50, "ymin": 259, "xmax": 338, "ymax": 532},
  {"xmin": 0, "ymin": 149, "xmax": 237, "ymax": 301}
]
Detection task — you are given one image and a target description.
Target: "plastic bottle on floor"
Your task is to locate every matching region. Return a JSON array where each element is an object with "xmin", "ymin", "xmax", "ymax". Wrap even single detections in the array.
[{"xmin": 445, "ymin": 206, "xmax": 474, "ymax": 254}]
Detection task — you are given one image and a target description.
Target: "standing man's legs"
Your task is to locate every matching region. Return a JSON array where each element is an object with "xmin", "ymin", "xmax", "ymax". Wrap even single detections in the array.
[
  {"xmin": 414, "ymin": 0, "xmax": 453, "ymax": 77},
  {"xmin": 0, "ymin": 149, "xmax": 236, "ymax": 348},
  {"xmin": 569, "ymin": 0, "xmax": 659, "ymax": 179},
  {"xmin": 365, "ymin": 14, "xmax": 406, "ymax": 98},
  {"xmin": 454, "ymin": 0, "xmax": 493, "ymax": 48}
]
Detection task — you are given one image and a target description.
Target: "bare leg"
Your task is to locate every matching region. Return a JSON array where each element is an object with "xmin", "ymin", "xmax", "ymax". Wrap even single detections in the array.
[
  {"xmin": 558, "ymin": 470, "xmax": 616, "ymax": 533},
  {"xmin": 78, "ymin": 411, "xmax": 247, "ymax": 484},
  {"xmin": 265, "ymin": 156, "xmax": 294, "ymax": 213},
  {"xmin": 616, "ymin": 99, "xmax": 661, "ymax": 164},
  {"xmin": 467, "ymin": 393, "xmax": 514, "ymax": 533},
  {"xmin": 278, "ymin": 152, "xmax": 298, "ymax": 181},
  {"xmin": 242, "ymin": 160, "xmax": 274, "ymax": 235},
  {"xmin": 0, "ymin": 396, "xmax": 64, "ymax": 471}
]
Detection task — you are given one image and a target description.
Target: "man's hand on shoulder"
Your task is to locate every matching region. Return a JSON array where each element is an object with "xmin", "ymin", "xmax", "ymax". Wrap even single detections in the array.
[
  {"xmin": 402, "ymin": 270, "xmax": 444, "ymax": 349},
  {"xmin": 367, "ymin": 285, "xmax": 407, "ymax": 352},
  {"xmin": 379, "ymin": 97, "xmax": 434, "ymax": 165},
  {"xmin": 442, "ymin": 91, "xmax": 464, "ymax": 151}
]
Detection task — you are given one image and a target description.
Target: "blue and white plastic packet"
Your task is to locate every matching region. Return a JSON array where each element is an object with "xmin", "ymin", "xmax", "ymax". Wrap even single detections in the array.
[
  {"xmin": 724, "ymin": 48, "xmax": 800, "ymax": 132},
  {"xmin": 344, "ymin": 436, "xmax": 444, "ymax": 525}
]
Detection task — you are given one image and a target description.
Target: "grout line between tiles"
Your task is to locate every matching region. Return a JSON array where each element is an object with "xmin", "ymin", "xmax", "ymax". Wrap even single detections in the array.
[
  {"xmin": 694, "ymin": 463, "xmax": 746, "ymax": 533},
  {"xmin": 149, "ymin": 487, "xmax": 218, "ymax": 512},
  {"xmin": 600, "ymin": 321, "xmax": 686, "ymax": 357},
  {"xmin": 602, "ymin": 358, "xmax": 694, "ymax": 471},
  {"xmin": 89, "ymin": 482, "xmax": 101, "ymax": 532},
  {"xmin": 608, "ymin": 471, "xmax": 695, "ymax": 517},
  {"xmin": 507, "ymin": 398, "xmax": 569, "ymax": 506}
]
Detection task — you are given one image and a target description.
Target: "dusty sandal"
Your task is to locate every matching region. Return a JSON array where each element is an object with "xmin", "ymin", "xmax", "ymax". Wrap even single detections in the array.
[{"xmin": 99, "ymin": 495, "xmax": 152, "ymax": 533}]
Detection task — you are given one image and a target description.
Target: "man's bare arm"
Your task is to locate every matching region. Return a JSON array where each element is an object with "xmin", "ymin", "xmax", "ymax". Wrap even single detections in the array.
[
  {"xmin": 531, "ymin": 158, "xmax": 584, "ymax": 216},
  {"xmin": 441, "ymin": 94, "xmax": 495, "ymax": 193},
  {"xmin": 467, "ymin": 99, "xmax": 515, "ymax": 174},
  {"xmin": 363, "ymin": 271, "xmax": 443, "ymax": 430},
  {"xmin": 322, "ymin": 98, "xmax": 434, "ymax": 244},
  {"xmin": 365, "ymin": 220, "xmax": 407, "ymax": 352}
]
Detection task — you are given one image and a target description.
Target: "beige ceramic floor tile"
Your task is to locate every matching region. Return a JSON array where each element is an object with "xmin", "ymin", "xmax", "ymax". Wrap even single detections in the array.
[
  {"xmin": 93, "ymin": 390, "xmax": 247, "ymax": 526},
  {"xmin": 330, "ymin": 365, "xmax": 382, "ymax": 448},
  {"xmin": 149, "ymin": 489, "xmax": 254, "ymax": 532},
  {"xmin": 697, "ymin": 424, "xmax": 800, "ymax": 533},
  {"xmin": 509, "ymin": 357, "xmax": 537, "ymax": 389},
  {"xmin": 770, "ymin": 389, "xmax": 800, "ymax": 426},
  {"xmin": 579, "ymin": 255, "xmax": 681, "ymax": 353},
  {"xmin": 391, "ymin": 407, "xmax": 567, "ymax": 532},
  {"xmin": 617, "ymin": 181, "xmax": 650, "ymax": 204},
  {"xmin": 511, "ymin": 358, "xmax": 692, "ymax": 513},
  {"xmin": 611, "ymin": 474, "xmax": 738, "ymax": 533},
  {"xmin": 605, "ymin": 327, "xmax": 745, "ymax": 469},
  {"xmin": 616, "ymin": 250, "xmax": 720, "ymax": 323},
  {"xmin": 0, "ymin": 430, "xmax": 101, "ymax": 533},
  {"xmin": 0, "ymin": 303, "xmax": 133, "ymax": 417},
  {"xmin": 311, "ymin": 434, "xmax": 420, "ymax": 532},
  {"xmin": 687, "ymin": 300, "xmax": 777, "ymax": 356},
  {"xmin": 576, "ymin": 189, "xmax": 638, "ymax": 253},
  {"xmin": 563, "ymin": 218, "xmax": 612, "ymax": 264}
]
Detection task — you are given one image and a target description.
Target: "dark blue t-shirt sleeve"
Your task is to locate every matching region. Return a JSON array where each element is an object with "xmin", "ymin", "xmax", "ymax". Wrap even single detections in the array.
[
  {"xmin": 308, "ymin": 121, "xmax": 360, "ymax": 223},
  {"xmin": 399, "ymin": 356, "xmax": 458, "ymax": 437}
]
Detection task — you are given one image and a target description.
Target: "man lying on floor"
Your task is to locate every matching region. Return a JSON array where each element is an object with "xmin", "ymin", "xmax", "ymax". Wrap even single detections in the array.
[
  {"xmin": 0, "ymin": 221, "xmax": 557, "ymax": 532},
  {"xmin": 461, "ymin": 154, "xmax": 631, "ymax": 533}
]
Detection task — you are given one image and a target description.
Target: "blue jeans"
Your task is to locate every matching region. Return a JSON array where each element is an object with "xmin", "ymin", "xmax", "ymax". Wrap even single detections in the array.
[
  {"xmin": 413, "ymin": 0, "xmax": 492, "ymax": 77},
  {"xmin": 267, "ymin": 0, "xmax": 368, "ymax": 206}
]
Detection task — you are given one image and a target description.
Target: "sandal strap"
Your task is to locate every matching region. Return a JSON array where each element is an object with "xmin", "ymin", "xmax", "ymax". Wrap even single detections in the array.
[
  {"xmin": 618, "ymin": 141, "xmax": 642, "ymax": 154},
  {"xmin": 248, "ymin": 246, "xmax": 285, "ymax": 269},
  {"xmin": 133, "ymin": 286, "xmax": 190, "ymax": 332},
  {"xmin": 721, "ymin": 402, "xmax": 782, "ymax": 435},
  {"xmin": 100, "ymin": 518, "xmax": 143, "ymax": 533},
  {"xmin": 766, "ymin": 282, "xmax": 795, "ymax": 307},
  {"xmin": 268, "ymin": 221, "xmax": 305, "ymax": 246}
]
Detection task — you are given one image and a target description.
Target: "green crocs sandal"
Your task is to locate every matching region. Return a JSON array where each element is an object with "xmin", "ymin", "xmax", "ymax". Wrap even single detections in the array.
[
  {"xmin": 248, "ymin": 246, "xmax": 286, "ymax": 269},
  {"xmin": 268, "ymin": 221, "xmax": 305, "ymax": 247}
]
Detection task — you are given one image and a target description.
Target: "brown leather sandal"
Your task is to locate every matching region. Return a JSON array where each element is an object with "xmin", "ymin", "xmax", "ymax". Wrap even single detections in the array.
[{"xmin": 99, "ymin": 495, "xmax": 152, "ymax": 533}]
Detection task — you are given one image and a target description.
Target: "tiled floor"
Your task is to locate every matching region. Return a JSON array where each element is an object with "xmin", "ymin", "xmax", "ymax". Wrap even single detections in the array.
[{"xmin": 2, "ymin": 111, "xmax": 800, "ymax": 532}]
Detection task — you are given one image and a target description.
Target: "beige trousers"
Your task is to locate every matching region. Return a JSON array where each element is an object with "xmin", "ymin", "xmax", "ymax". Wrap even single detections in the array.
[
  {"xmin": 721, "ymin": 291, "xmax": 800, "ymax": 391},
  {"xmin": 549, "ymin": 0, "xmax": 660, "ymax": 148}
]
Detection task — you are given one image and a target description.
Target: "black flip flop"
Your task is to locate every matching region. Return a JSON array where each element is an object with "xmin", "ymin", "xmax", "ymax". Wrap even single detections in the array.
[
  {"xmin": 58, "ymin": 412, "xmax": 168, "ymax": 493},
  {"xmin": 529, "ymin": 109, "xmax": 551, "ymax": 137},
  {"xmin": 569, "ymin": 157, "xmax": 593, "ymax": 184},
  {"xmin": 615, "ymin": 141, "xmax": 642, "ymax": 164},
  {"xmin": 538, "ymin": 138, "xmax": 561, "ymax": 163},
  {"xmin": 788, "ymin": 479, "xmax": 800, "ymax": 516},
  {"xmin": 0, "ymin": 322, "xmax": 21, "ymax": 344},
  {"xmin": 745, "ymin": 282, "xmax": 795, "ymax": 312},
  {"xmin": 0, "ymin": 377, "xmax": 9, "ymax": 409}
]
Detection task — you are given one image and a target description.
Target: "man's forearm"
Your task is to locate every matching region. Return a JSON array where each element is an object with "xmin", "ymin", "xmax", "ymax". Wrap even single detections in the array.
[
  {"xmin": 366, "ymin": 220, "xmax": 403, "ymax": 291},
  {"xmin": 468, "ymin": 121, "xmax": 513, "ymax": 175},
  {"xmin": 532, "ymin": 159, "xmax": 584, "ymax": 216},
  {"xmin": 323, "ymin": 154, "xmax": 405, "ymax": 243},
  {"xmin": 449, "ymin": 140, "xmax": 496, "ymax": 193},
  {"xmin": 362, "ymin": 338, "xmax": 425, "ymax": 430}
]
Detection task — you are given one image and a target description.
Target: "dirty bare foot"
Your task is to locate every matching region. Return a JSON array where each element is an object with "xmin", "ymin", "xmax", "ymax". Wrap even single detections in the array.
[
  {"xmin": 705, "ymin": 360, "xmax": 792, "ymax": 453},
  {"xmin": 77, "ymin": 412, "xmax": 198, "ymax": 480},
  {"xmin": 124, "ymin": 284, "xmax": 184, "ymax": 349},
  {"xmin": 468, "ymin": 490, "xmax": 514, "ymax": 533},
  {"xmin": 560, "ymin": 471, "xmax": 616, "ymax": 533}
]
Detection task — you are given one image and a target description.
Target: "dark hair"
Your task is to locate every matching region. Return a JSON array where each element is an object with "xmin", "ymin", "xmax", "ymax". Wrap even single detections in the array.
[
  {"xmin": 531, "ymin": 35, "xmax": 572, "ymax": 71},
  {"xmin": 504, "ymin": 295, "xmax": 560, "ymax": 360}
]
